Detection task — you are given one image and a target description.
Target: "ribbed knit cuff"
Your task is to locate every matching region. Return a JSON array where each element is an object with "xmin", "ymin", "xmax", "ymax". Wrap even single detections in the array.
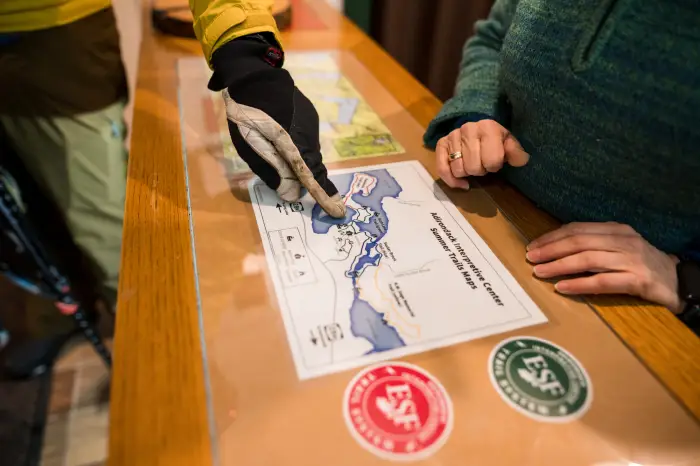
[{"xmin": 423, "ymin": 112, "xmax": 498, "ymax": 149}]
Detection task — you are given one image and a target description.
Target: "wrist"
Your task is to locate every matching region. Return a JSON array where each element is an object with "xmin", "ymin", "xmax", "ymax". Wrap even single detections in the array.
[
  {"xmin": 208, "ymin": 35, "xmax": 285, "ymax": 92},
  {"xmin": 236, "ymin": 32, "xmax": 280, "ymax": 48},
  {"xmin": 453, "ymin": 113, "xmax": 497, "ymax": 130}
]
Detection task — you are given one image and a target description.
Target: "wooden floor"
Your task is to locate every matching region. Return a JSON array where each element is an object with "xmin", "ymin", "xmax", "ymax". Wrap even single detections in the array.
[
  {"xmin": 41, "ymin": 340, "xmax": 112, "ymax": 466},
  {"xmin": 0, "ymin": 278, "xmax": 111, "ymax": 466}
]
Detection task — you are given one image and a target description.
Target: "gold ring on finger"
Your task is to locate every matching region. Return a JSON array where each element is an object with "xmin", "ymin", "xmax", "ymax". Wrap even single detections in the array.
[{"xmin": 448, "ymin": 151, "xmax": 463, "ymax": 161}]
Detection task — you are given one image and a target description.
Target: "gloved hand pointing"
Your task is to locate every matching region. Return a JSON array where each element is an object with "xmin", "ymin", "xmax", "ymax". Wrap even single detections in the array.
[{"xmin": 208, "ymin": 34, "xmax": 346, "ymax": 218}]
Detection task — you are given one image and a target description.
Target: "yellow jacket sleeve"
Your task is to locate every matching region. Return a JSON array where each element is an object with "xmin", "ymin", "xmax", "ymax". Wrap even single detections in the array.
[{"xmin": 189, "ymin": 0, "xmax": 282, "ymax": 67}]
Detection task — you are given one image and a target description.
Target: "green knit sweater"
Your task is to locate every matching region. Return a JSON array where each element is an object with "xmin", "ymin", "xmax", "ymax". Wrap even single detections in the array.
[{"xmin": 424, "ymin": 0, "xmax": 700, "ymax": 254}]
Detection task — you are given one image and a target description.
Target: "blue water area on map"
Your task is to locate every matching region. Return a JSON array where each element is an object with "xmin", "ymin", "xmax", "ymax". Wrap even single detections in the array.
[
  {"xmin": 310, "ymin": 207, "xmax": 357, "ymax": 233},
  {"xmin": 349, "ymin": 289, "xmax": 405, "ymax": 352},
  {"xmin": 310, "ymin": 173, "xmax": 355, "ymax": 234},
  {"xmin": 311, "ymin": 169, "xmax": 405, "ymax": 352},
  {"xmin": 351, "ymin": 241, "xmax": 381, "ymax": 276}
]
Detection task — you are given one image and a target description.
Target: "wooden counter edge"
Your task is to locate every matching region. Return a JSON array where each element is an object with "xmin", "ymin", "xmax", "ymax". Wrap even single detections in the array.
[{"xmin": 108, "ymin": 2, "xmax": 213, "ymax": 465}]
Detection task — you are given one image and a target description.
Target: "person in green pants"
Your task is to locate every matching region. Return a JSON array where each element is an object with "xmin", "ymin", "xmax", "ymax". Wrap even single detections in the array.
[
  {"xmin": 0, "ymin": 0, "xmax": 344, "ymax": 377},
  {"xmin": 0, "ymin": 7, "xmax": 127, "ymax": 377}
]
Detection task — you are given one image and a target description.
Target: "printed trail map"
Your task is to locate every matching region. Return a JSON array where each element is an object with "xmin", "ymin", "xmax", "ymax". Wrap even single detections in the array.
[{"xmin": 250, "ymin": 161, "xmax": 547, "ymax": 379}]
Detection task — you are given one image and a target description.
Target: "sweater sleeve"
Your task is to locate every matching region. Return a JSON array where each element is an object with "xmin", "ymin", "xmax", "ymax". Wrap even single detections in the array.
[{"xmin": 423, "ymin": 0, "xmax": 520, "ymax": 148}]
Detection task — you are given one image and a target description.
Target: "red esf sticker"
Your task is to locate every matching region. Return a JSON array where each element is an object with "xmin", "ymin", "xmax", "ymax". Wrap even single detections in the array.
[{"xmin": 342, "ymin": 362, "xmax": 453, "ymax": 461}]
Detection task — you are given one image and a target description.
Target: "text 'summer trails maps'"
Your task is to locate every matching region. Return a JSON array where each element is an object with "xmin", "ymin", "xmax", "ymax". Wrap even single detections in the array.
[
  {"xmin": 211, "ymin": 51, "xmax": 405, "ymax": 177},
  {"xmin": 250, "ymin": 161, "xmax": 547, "ymax": 379}
]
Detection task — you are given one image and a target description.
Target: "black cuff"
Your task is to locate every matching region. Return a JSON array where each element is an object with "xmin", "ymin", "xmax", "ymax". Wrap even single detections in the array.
[{"xmin": 208, "ymin": 35, "xmax": 284, "ymax": 91}]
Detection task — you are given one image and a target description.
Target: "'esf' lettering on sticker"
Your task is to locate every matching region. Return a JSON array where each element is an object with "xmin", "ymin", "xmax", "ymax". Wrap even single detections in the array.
[
  {"xmin": 489, "ymin": 336, "xmax": 592, "ymax": 422},
  {"xmin": 343, "ymin": 362, "xmax": 453, "ymax": 461}
]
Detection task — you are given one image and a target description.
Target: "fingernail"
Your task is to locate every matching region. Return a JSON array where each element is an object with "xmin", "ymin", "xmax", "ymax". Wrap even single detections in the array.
[
  {"xmin": 532, "ymin": 265, "xmax": 542, "ymax": 276},
  {"xmin": 525, "ymin": 250, "xmax": 538, "ymax": 262},
  {"xmin": 554, "ymin": 282, "xmax": 571, "ymax": 294},
  {"xmin": 526, "ymin": 241, "xmax": 538, "ymax": 251}
]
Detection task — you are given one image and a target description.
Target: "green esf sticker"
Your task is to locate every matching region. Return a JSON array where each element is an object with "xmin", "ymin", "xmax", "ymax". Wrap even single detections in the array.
[{"xmin": 488, "ymin": 336, "xmax": 592, "ymax": 422}]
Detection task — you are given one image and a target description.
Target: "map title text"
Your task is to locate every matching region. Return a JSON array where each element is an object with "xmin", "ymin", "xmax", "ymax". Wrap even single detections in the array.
[{"xmin": 430, "ymin": 213, "xmax": 505, "ymax": 306}]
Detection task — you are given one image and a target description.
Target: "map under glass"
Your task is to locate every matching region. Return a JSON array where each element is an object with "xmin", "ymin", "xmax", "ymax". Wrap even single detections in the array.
[{"xmin": 250, "ymin": 161, "xmax": 547, "ymax": 379}]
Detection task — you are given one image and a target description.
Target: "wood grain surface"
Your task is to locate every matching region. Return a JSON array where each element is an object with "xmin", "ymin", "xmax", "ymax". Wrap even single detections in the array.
[
  {"xmin": 109, "ymin": 4, "xmax": 211, "ymax": 465},
  {"xmin": 110, "ymin": 1, "xmax": 700, "ymax": 465}
]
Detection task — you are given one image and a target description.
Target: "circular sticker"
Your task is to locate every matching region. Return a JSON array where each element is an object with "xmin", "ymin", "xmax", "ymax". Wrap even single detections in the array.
[
  {"xmin": 488, "ymin": 336, "xmax": 592, "ymax": 422},
  {"xmin": 342, "ymin": 361, "xmax": 453, "ymax": 461}
]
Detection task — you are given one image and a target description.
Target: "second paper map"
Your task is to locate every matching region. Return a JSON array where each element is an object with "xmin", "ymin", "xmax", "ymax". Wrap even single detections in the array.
[{"xmin": 213, "ymin": 51, "xmax": 404, "ymax": 177}]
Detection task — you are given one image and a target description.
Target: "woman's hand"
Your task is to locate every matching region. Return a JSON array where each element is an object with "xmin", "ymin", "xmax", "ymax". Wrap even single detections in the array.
[
  {"xmin": 435, "ymin": 119, "xmax": 530, "ymax": 189},
  {"xmin": 526, "ymin": 222, "xmax": 681, "ymax": 312}
]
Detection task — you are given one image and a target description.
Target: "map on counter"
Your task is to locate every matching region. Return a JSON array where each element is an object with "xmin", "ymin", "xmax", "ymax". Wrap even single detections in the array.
[
  {"xmin": 250, "ymin": 161, "xmax": 547, "ymax": 379},
  {"xmin": 211, "ymin": 51, "xmax": 404, "ymax": 177}
]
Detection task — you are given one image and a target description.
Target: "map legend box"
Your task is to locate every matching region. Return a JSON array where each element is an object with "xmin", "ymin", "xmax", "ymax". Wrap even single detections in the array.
[{"xmin": 268, "ymin": 228, "xmax": 317, "ymax": 288}]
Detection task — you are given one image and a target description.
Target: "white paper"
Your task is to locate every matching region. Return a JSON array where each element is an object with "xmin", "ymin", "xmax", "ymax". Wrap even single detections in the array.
[{"xmin": 250, "ymin": 161, "xmax": 547, "ymax": 379}]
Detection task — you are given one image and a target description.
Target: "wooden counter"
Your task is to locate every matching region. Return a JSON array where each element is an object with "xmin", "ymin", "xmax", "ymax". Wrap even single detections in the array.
[{"xmin": 109, "ymin": 1, "xmax": 700, "ymax": 465}]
